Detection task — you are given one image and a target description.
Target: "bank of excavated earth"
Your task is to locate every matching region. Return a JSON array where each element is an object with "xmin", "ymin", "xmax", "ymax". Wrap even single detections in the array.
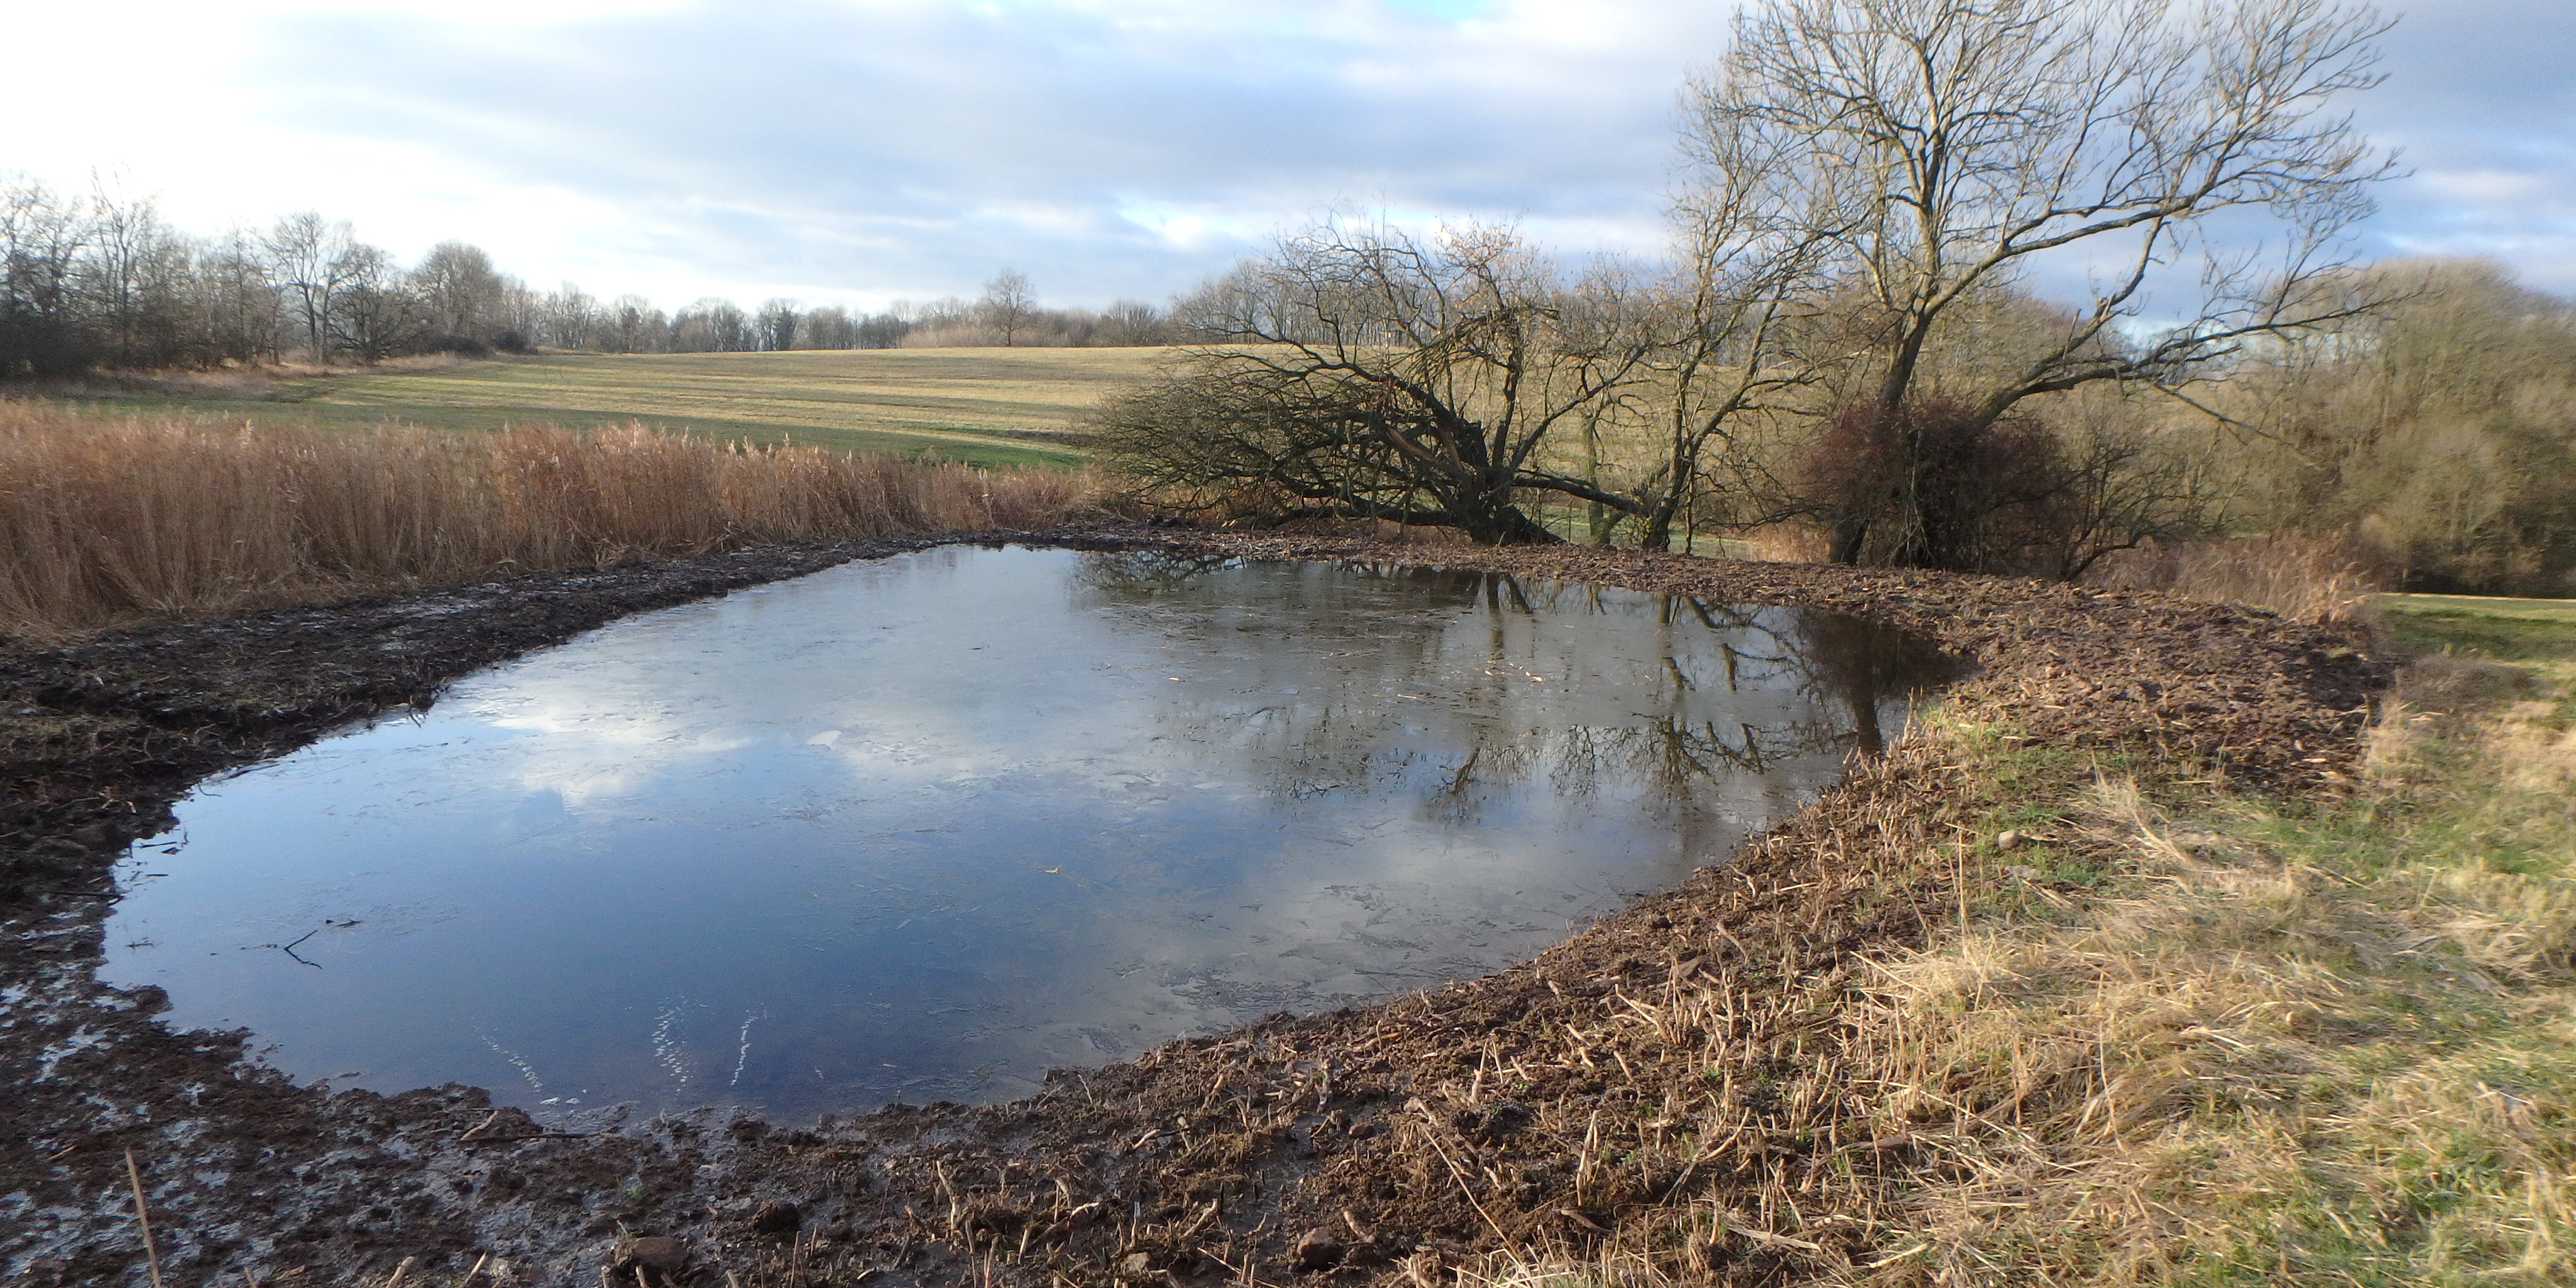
[{"xmin": 0, "ymin": 527, "xmax": 2386, "ymax": 1286}]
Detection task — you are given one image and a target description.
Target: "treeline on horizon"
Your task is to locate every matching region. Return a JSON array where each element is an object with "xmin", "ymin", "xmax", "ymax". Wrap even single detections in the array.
[{"xmin": 0, "ymin": 177, "xmax": 1176, "ymax": 378}]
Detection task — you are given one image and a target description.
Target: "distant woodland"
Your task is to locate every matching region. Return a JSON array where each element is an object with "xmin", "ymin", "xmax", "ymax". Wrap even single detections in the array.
[{"xmin": 0, "ymin": 179, "xmax": 1170, "ymax": 376}]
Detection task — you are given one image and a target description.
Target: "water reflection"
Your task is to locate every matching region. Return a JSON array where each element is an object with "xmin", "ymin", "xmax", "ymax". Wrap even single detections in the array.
[
  {"xmin": 102, "ymin": 547, "xmax": 1957, "ymax": 1120},
  {"xmin": 1074, "ymin": 553, "xmax": 1957, "ymax": 782}
]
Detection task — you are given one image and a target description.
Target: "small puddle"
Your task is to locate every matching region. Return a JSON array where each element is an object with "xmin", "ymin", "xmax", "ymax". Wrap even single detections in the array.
[{"xmin": 103, "ymin": 547, "xmax": 1958, "ymax": 1119}]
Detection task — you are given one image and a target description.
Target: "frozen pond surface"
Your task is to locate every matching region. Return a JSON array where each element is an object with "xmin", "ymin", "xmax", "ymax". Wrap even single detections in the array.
[{"xmin": 103, "ymin": 547, "xmax": 1957, "ymax": 1119}]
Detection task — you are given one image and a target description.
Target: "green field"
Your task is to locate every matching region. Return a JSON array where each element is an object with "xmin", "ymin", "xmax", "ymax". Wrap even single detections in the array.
[
  {"xmin": 67, "ymin": 348, "xmax": 1179, "ymax": 468},
  {"xmin": 2380, "ymin": 592, "xmax": 2576, "ymax": 625},
  {"xmin": 2379, "ymin": 592, "xmax": 2576, "ymax": 666}
]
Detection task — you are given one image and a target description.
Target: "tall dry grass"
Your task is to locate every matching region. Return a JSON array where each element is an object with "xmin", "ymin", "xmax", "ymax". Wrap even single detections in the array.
[
  {"xmin": 1735, "ymin": 520, "xmax": 1834, "ymax": 564},
  {"xmin": 2085, "ymin": 533, "xmax": 2392, "ymax": 623},
  {"xmin": 0, "ymin": 403, "xmax": 1091, "ymax": 642}
]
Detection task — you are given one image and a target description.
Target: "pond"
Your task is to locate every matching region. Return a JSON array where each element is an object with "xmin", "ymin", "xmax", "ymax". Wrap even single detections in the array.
[{"xmin": 102, "ymin": 547, "xmax": 1959, "ymax": 1121}]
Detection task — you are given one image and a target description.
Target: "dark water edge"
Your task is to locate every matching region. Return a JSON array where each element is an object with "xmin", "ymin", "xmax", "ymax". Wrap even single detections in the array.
[{"xmin": 101, "ymin": 547, "xmax": 1958, "ymax": 1120}]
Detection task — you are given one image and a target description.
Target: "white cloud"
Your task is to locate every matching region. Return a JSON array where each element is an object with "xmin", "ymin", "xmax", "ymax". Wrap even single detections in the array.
[
  {"xmin": 2418, "ymin": 169, "xmax": 2551, "ymax": 205},
  {"xmin": 7, "ymin": 0, "xmax": 2572, "ymax": 305}
]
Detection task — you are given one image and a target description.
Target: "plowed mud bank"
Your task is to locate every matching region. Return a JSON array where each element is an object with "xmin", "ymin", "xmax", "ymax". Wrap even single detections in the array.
[{"xmin": 0, "ymin": 529, "xmax": 2385, "ymax": 1285}]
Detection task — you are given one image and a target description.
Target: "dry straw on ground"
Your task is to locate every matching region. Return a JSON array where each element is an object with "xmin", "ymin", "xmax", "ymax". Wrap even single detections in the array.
[
  {"xmin": 0, "ymin": 402, "xmax": 1089, "ymax": 642},
  {"xmin": 2085, "ymin": 532, "xmax": 2390, "ymax": 624},
  {"xmin": 1823, "ymin": 652, "xmax": 2576, "ymax": 1285},
  {"xmin": 1709, "ymin": 525, "xmax": 2382, "ymax": 624}
]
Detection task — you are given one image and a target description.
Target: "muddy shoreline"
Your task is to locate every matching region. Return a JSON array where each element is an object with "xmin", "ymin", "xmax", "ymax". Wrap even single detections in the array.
[{"xmin": 1, "ymin": 528, "xmax": 2385, "ymax": 1285}]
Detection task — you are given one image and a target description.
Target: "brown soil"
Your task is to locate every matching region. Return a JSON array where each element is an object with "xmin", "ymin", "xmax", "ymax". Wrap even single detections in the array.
[{"xmin": 0, "ymin": 528, "xmax": 2386, "ymax": 1286}]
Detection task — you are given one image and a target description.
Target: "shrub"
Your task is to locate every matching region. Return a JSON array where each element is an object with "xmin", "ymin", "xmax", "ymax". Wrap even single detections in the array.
[{"xmin": 1798, "ymin": 397, "xmax": 2072, "ymax": 574}]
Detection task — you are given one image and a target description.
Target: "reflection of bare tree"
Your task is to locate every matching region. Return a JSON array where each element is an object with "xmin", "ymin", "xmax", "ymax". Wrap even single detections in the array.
[
  {"xmin": 1485, "ymin": 580, "xmax": 1962, "ymax": 744},
  {"xmin": 1792, "ymin": 612, "xmax": 1964, "ymax": 754},
  {"xmin": 1615, "ymin": 590, "xmax": 1964, "ymax": 757},
  {"xmin": 1073, "ymin": 552, "xmax": 1246, "ymax": 596},
  {"xmin": 1068, "ymin": 553, "xmax": 1963, "ymax": 818}
]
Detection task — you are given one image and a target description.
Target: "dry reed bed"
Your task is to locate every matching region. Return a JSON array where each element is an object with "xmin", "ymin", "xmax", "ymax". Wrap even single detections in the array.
[{"xmin": 0, "ymin": 403, "xmax": 1088, "ymax": 642}]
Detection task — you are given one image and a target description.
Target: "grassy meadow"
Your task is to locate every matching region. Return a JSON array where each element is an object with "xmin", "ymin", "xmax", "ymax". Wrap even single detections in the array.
[
  {"xmin": 2382, "ymin": 593, "xmax": 2576, "ymax": 650},
  {"xmin": 56, "ymin": 347, "xmax": 1178, "ymax": 468}
]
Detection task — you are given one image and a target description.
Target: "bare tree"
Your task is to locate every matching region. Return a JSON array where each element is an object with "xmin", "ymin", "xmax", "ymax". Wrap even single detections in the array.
[
  {"xmin": 325, "ymin": 242, "xmax": 427, "ymax": 361},
  {"xmin": 2225, "ymin": 258, "xmax": 2576, "ymax": 593},
  {"xmin": 1098, "ymin": 219, "xmax": 1656, "ymax": 544},
  {"xmin": 80, "ymin": 183, "xmax": 173, "ymax": 365},
  {"xmin": 1100, "ymin": 299, "xmax": 1169, "ymax": 347},
  {"xmin": 197, "ymin": 229, "xmax": 285, "ymax": 363},
  {"xmin": 756, "ymin": 298, "xmax": 801, "ymax": 352},
  {"xmin": 800, "ymin": 305, "xmax": 856, "ymax": 349},
  {"xmin": 2043, "ymin": 409, "xmax": 2225, "ymax": 579},
  {"xmin": 1693, "ymin": 0, "xmax": 2395, "ymax": 562},
  {"xmin": 541, "ymin": 283, "xmax": 600, "ymax": 351},
  {"xmin": 3, "ymin": 177, "xmax": 291, "ymax": 374},
  {"xmin": 494, "ymin": 277, "xmax": 541, "ymax": 348},
  {"xmin": 855, "ymin": 311, "xmax": 912, "ymax": 349},
  {"xmin": 1624, "ymin": 115, "xmax": 1846, "ymax": 550},
  {"xmin": 413, "ymin": 242, "xmax": 505, "ymax": 340},
  {"xmin": 979, "ymin": 269, "xmax": 1036, "ymax": 346},
  {"xmin": 0, "ymin": 181, "xmax": 812, "ymax": 375},
  {"xmin": 605, "ymin": 295, "xmax": 665, "ymax": 353},
  {"xmin": 263, "ymin": 212, "xmax": 356, "ymax": 361},
  {"xmin": 0, "ymin": 178, "xmax": 93, "ymax": 377},
  {"xmin": 672, "ymin": 298, "xmax": 751, "ymax": 352}
]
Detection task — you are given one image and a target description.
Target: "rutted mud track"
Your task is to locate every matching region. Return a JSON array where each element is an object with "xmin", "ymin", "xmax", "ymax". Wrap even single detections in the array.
[{"xmin": 0, "ymin": 528, "xmax": 2385, "ymax": 1285}]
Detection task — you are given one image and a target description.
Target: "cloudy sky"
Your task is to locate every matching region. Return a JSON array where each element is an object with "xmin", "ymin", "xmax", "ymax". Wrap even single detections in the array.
[{"xmin": 8, "ymin": 0, "xmax": 2571, "ymax": 311}]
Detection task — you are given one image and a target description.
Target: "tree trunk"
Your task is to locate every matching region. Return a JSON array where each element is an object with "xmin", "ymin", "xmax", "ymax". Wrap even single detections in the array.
[
  {"xmin": 1457, "ymin": 502, "xmax": 1564, "ymax": 546},
  {"xmin": 1829, "ymin": 512, "xmax": 1870, "ymax": 564}
]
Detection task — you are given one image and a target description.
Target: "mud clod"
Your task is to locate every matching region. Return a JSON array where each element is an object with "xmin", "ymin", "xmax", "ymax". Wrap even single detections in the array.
[
  {"xmin": 615, "ymin": 1234, "xmax": 689, "ymax": 1279},
  {"xmin": 460, "ymin": 1107, "xmax": 542, "ymax": 1143},
  {"xmin": 1294, "ymin": 1227, "xmax": 1346, "ymax": 1270},
  {"xmin": 1459, "ymin": 1101, "xmax": 1534, "ymax": 1143},
  {"xmin": 749, "ymin": 1200, "xmax": 802, "ymax": 1236}
]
